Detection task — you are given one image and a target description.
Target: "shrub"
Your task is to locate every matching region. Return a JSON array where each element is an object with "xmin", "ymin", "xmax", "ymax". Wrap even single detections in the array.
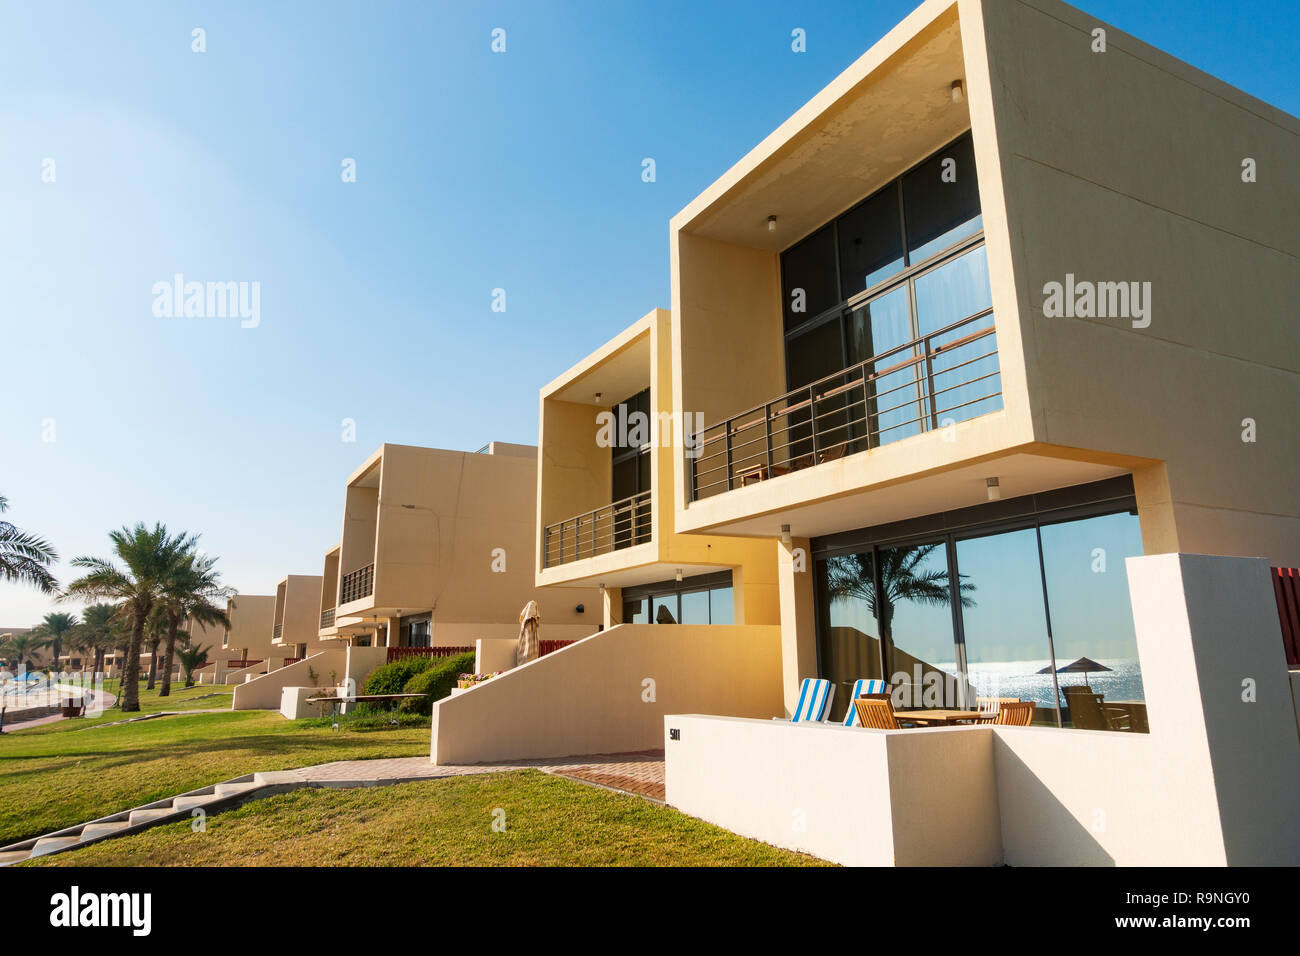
[
  {"xmin": 362, "ymin": 657, "xmax": 436, "ymax": 696},
  {"xmin": 400, "ymin": 652, "xmax": 476, "ymax": 714}
]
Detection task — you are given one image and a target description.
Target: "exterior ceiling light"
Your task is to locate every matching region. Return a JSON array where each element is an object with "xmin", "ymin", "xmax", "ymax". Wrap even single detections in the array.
[
  {"xmin": 767, "ymin": 215, "xmax": 778, "ymax": 232},
  {"xmin": 986, "ymin": 477, "xmax": 1001, "ymax": 501},
  {"xmin": 781, "ymin": 524, "xmax": 792, "ymax": 546},
  {"xmin": 675, "ymin": 569, "xmax": 683, "ymax": 582},
  {"xmin": 951, "ymin": 79, "xmax": 964, "ymax": 104}
]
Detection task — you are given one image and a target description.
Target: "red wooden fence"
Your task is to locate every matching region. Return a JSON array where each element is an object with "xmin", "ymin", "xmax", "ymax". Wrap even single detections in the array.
[
  {"xmin": 1273, "ymin": 567, "xmax": 1300, "ymax": 667},
  {"xmin": 387, "ymin": 645, "xmax": 474, "ymax": 664},
  {"xmin": 539, "ymin": 639, "xmax": 576, "ymax": 657}
]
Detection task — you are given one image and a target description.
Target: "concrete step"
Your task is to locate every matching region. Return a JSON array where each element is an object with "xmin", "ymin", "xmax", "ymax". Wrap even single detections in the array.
[
  {"xmin": 171, "ymin": 794, "xmax": 220, "ymax": 812},
  {"xmin": 213, "ymin": 781, "xmax": 261, "ymax": 798},
  {"xmin": 78, "ymin": 821, "xmax": 131, "ymax": 841},
  {"xmin": 127, "ymin": 808, "xmax": 174, "ymax": 826},
  {"xmin": 30, "ymin": 836, "xmax": 80, "ymax": 857}
]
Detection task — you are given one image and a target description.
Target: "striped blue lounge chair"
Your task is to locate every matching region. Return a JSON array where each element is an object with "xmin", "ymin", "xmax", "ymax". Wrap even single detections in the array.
[
  {"xmin": 843, "ymin": 679, "xmax": 890, "ymax": 727},
  {"xmin": 777, "ymin": 677, "xmax": 835, "ymax": 723}
]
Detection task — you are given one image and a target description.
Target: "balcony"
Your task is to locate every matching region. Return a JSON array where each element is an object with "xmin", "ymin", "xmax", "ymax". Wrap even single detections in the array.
[
  {"xmin": 340, "ymin": 563, "xmax": 374, "ymax": 604},
  {"xmin": 320, "ymin": 608, "xmax": 335, "ymax": 628},
  {"xmin": 689, "ymin": 309, "xmax": 1000, "ymax": 501},
  {"xmin": 543, "ymin": 490, "xmax": 652, "ymax": 568}
]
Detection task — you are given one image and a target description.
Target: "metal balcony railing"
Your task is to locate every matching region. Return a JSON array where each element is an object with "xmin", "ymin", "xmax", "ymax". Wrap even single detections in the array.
[
  {"xmin": 688, "ymin": 309, "xmax": 1001, "ymax": 501},
  {"xmin": 340, "ymin": 563, "xmax": 374, "ymax": 604},
  {"xmin": 320, "ymin": 608, "xmax": 335, "ymax": 628},
  {"xmin": 543, "ymin": 490, "xmax": 652, "ymax": 568}
]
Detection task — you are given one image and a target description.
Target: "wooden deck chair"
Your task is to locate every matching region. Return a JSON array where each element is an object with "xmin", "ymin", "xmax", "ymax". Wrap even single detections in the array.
[{"xmin": 843, "ymin": 679, "xmax": 890, "ymax": 727}]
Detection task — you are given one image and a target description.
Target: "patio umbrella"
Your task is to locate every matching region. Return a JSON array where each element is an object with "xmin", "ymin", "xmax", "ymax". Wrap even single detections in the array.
[
  {"xmin": 516, "ymin": 601, "xmax": 541, "ymax": 666},
  {"xmin": 1038, "ymin": 656, "xmax": 1111, "ymax": 684}
]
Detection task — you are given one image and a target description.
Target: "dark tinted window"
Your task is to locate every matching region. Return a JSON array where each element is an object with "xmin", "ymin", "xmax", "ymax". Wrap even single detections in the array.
[
  {"xmin": 837, "ymin": 184, "xmax": 905, "ymax": 299},
  {"xmin": 786, "ymin": 316, "xmax": 844, "ymax": 389},
  {"xmin": 902, "ymin": 133, "xmax": 981, "ymax": 262},
  {"xmin": 781, "ymin": 224, "xmax": 838, "ymax": 330},
  {"xmin": 612, "ymin": 456, "xmax": 639, "ymax": 500}
]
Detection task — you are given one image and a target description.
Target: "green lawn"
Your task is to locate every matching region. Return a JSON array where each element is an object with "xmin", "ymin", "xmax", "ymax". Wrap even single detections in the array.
[
  {"xmin": 0, "ymin": 709, "xmax": 428, "ymax": 845},
  {"xmin": 29, "ymin": 770, "xmax": 831, "ymax": 867}
]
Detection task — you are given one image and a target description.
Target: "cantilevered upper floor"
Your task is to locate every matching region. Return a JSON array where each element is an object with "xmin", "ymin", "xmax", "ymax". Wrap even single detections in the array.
[
  {"xmin": 536, "ymin": 309, "xmax": 779, "ymax": 627},
  {"xmin": 271, "ymin": 573, "xmax": 325, "ymax": 658},
  {"xmin": 335, "ymin": 441, "xmax": 598, "ymax": 644},
  {"xmin": 202, "ymin": 593, "xmax": 277, "ymax": 662},
  {"xmin": 669, "ymin": 0, "xmax": 1299, "ymax": 566}
]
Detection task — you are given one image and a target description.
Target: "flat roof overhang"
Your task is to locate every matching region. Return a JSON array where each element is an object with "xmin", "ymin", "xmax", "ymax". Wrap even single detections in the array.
[
  {"xmin": 678, "ymin": 442, "xmax": 1157, "ymax": 540},
  {"xmin": 671, "ymin": 1, "xmax": 968, "ymax": 250},
  {"xmin": 543, "ymin": 317, "xmax": 654, "ymax": 404},
  {"xmin": 539, "ymin": 556, "xmax": 738, "ymax": 591}
]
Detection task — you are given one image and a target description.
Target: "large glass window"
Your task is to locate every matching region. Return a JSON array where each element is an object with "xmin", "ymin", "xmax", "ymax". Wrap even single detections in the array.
[
  {"xmin": 913, "ymin": 245, "xmax": 1000, "ymax": 427},
  {"xmin": 847, "ymin": 285, "xmax": 918, "ymax": 445},
  {"xmin": 781, "ymin": 224, "xmax": 838, "ymax": 330},
  {"xmin": 812, "ymin": 482, "xmax": 1148, "ymax": 731},
  {"xmin": 877, "ymin": 542, "xmax": 967, "ymax": 709},
  {"xmin": 902, "ymin": 133, "xmax": 982, "ymax": 263},
  {"xmin": 776, "ymin": 132, "xmax": 1000, "ymax": 462},
  {"xmin": 621, "ymin": 572, "xmax": 735, "ymax": 627},
  {"xmin": 1039, "ymin": 513, "xmax": 1146, "ymax": 731},
  {"xmin": 837, "ymin": 185, "xmax": 904, "ymax": 299},
  {"xmin": 955, "ymin": 529, "xmax": 1058, "ymax": 723},
  {"xmin": 816, "ymin": 552, "xmax": 885, "ymax": 723},
  {"xmin": 611, "ymin": 388, "xmax": 651, "ymax": 550}
]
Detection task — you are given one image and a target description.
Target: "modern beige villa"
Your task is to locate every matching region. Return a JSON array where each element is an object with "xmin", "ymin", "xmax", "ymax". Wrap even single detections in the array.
[
  {"xmin": 428, "ymin": 0, "xmax": 1299, "ymax": 867},
  {"xmin": 186, "ymin": 594, "xmax": 281, "ymax": 683},
  {"xmin": 331, "ymin": 441, "xmax": 598, "ymax": 651},
  {"xmin": 230, "ymin": 440, "xmax": 602, "ymax": 710},
  {"xmin": 536, "ymin": 308, "xmax": 781, "ymax": 629},
  {"xmin": 270, "ymin": 574, "xmax": 326, "ymax": 661}
]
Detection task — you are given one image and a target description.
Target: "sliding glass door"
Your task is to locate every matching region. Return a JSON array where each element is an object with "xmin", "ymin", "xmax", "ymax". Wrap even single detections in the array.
[
  {"xmin": 954, "ymin": 529, "xmax": 1059, "ymax": 724},
  {"xmin": 812, "ymin": 482, "xmax": 1148, "ymax": 731}
]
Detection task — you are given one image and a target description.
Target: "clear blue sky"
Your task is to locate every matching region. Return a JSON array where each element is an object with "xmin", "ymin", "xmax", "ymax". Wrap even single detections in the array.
[{"xmin": 2, "ymin": 0, "xmax": 1296, "ymax": 624}]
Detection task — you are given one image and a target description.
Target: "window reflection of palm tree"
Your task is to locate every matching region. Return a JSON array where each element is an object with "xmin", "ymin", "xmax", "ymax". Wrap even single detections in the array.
[{"xmin": 826, "ymin": 545, "xmax": 975, "ymax": 666}]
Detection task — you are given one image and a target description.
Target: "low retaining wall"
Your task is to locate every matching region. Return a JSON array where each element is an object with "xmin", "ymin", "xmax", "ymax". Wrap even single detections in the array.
[
  {"xmin": 431, "ymin": 623, "xmax": 782, "ymax": 764},
  {"xmin": 665, "ymin": 716, "xmax": 1000, "ymax": 866},
  {"xmin": 476, "ymin": 638, "xmax": 517, "ymax": 675},
  {"xmin": 665, "ymin": 555, "xmax": 1300, "ymax": 867},
  {"xmin": 280, "ymin": 687, "xmax": 340, "ymax": 720},
  {"xmin": 232, "ymin": 651, "xmax": 346, "ymax": 711}
]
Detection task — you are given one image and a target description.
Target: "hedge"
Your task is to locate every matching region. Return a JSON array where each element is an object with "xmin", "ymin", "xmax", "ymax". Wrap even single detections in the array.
[
  {"xmin": 361, "ymin": 656, "xmax": 437, "ymax": 696},
  {"xmin": 400, "ymin": 652, "xmax": 476, "ymax": 714}
]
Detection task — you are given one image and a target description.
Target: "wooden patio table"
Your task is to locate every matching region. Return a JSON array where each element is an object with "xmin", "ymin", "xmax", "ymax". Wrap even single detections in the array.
[{"xmin": 897, "ymin": 708, "xmax": 989, "ymax": 727}]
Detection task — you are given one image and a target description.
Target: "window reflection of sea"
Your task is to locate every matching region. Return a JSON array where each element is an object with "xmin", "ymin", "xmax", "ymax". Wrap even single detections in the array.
[{"xmin": 932, "ymin": 658, "xmax": 1145, "ymax": 708}]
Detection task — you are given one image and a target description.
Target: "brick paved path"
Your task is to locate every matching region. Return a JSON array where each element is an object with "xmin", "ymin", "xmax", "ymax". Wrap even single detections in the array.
[{"xmin": 273, "ymin": 750, "xmax": 666, "ymax": 801}]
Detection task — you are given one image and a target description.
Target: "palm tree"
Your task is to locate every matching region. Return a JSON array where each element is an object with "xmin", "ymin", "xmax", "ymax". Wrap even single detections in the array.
[
  {"xmin": 1, "ymin": 632, "xmax": 50, "ymax": 674},
  {"xmin": 61, "ymin": 625, "xmax": 90, "ymax": 674},
  {"xmin": 63, "ymin": 523, "xmax": 196, "ymax": 712},
  {"xmin": 144, "ymin": 605, "xmax": 167, "ymax": 691},
  {"xmin": 34, "ymin": 611, "xmax": 79, "ymax": 672},
  {"xmin": 825, "ymin": 544, "xmax": 976, "ymax": 655},
  {"xmin": 177, "ymin": 643, "xmax": 211, "ymax": 688},
  {"xmin": 158, "ymin": 550, "xmax": 232, "ymax": 697},
  {"xmin": 0, "ymin": 495, "xmax": 58, "ymax": 593},
  {"xmin": 77, "ymin": 603, "xmax": 123, "ymax": 676}
]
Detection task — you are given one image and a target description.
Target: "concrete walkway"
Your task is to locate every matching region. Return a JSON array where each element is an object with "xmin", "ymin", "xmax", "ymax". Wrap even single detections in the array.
[
  {"xmin": 1, "ymin": 690, "xmax": 118, "ymax": 731},
  {"xmin": 267, "ymin": 750, "xmax": 667, "ymax": 801}
]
